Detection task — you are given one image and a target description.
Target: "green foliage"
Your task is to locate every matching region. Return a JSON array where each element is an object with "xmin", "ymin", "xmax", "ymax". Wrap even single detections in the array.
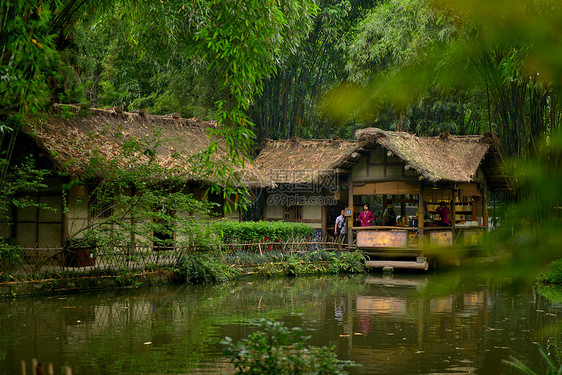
[
  {"xmin": 505, "ymin": 345, "xmax": 562, "ymax": 375},
  {"xmin": 210, "ymin": 220, "xmax": 314, "ymax": 244},
  {"xmin": 0, "ymin": 0, "xmax": 115, "ymax": 179},
  {"xmin": 0, "ymin": 238, "xmax": 23, "ymax": 270},
  {"xmin": 222, "ymin": 249, "xmax": 364, "ymax": 278},
  {"xmin": 114, "ymin": 268, "xmax": 136, "ymax": 286},
  {"xmin": 537, "ymin": 260, "xmax": 562, "ymax": 285},
  {"xmin": 250, "ymin": 0, "xmax": 362, "ymax": 139},
  {"xmin": 480, "ymin": 129, "xmax": 562, "ymax": 283},
  {"xmin": 282, "ymin": 255, "xmax": 314, "ymax": 277},
  {"xmin": 256, "ymin": 262, "xmax": 285, "ymax": 278},
  {"xmin": 0, "ymin": 1, "xmax": 59, "ymax": 117},
  {"xmin": 329, "ymin": 251, "xmax": 367, "ymax": 273},
  {"xmin": 222, "ymin": 319, "xmax": 356, "ymax": 375},
  {"xmin": 346, "ymin": 0, "xmax": 455, "ymax": 80},
  {"xmin": 78, "ymin": 0, "xmax": 318, "ymax": 159},
  {"xmin": 303, "ymin": 249, "xmax": 332, "ymax": 263},
  {"xmin": 176, "ymin": 252, "xmax": 240, "ymax": 284},
  {"xmin": 0, "ymin": 156, "xmax": 50, "ymax": 225},
  {"xmin": 65, "ymin": 132, "xmax": 223, "ymax": 255},
  {"xmin": 330, "ymin": 0, "xmax": 561, "ymax": 156},
  {"xmin": 224, "ymin": 251, "xmax": 286, "ymax": 266},
  {"xmin": 536, "ymin": 285, "xmax": 562, "ymax": 303}
]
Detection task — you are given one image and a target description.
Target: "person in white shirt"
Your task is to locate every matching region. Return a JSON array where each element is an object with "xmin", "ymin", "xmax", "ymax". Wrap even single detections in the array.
[{"xmin": 334, "ymin": 209, "xmax": 348, "ymax": 244}]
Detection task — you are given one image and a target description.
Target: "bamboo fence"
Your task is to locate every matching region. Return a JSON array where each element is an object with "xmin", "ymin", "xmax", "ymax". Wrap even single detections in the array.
[{"xmin": 1, "ymin": 237, "xmax": 351, "ymax": 276}]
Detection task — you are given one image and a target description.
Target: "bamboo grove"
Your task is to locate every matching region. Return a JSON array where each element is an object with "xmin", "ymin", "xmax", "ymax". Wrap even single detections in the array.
[{"xmin": 1, "ymin": 0, "xmax": 561, "ymax": 173}]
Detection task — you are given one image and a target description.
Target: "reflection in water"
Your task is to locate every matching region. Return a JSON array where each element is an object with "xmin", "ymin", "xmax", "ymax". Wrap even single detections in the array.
[{"xmin": 0, "ymin": 274, "xmax": 559, "ymax": 374}]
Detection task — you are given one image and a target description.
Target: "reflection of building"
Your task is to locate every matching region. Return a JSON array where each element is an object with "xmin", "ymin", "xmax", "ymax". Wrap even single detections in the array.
[
  {"xmin": 357, "ymin": 296, "xmax": 407, "ymax": 315},
  {"xmin": 430, "ymin": 296, "xmax": 454, "ymax": 313},
  {"xmin": 328, "ymin": 277, "xmax": 492, "ymax": 374}
]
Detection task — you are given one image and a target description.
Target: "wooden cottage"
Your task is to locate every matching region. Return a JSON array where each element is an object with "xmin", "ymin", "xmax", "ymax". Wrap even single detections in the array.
[
  {"xmin": 256, "ymin": 128, "xmax": 514, "ymax": 268},
  {"xmin": 254, "ymin": 138, "xmax": 359, "ymax": 238},
  {"xmin": 0, "ymin": 105, "xmax": 272, "ymax": 255}
]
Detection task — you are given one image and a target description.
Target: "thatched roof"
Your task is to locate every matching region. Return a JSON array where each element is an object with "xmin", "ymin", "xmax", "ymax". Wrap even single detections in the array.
[
  {"xmin": 27, "ymin": 105, "xmax": 272, "ymax": 187},
  {"xmin": 254, "ymin": 128, "xmax": 513, "ymax": 192},
  {"xmin": 254, "ymin": 138, "xmax": 360, "ymax": 184},
  {"xmin": 356, "ymin": 128, "xmax": 514, "ymax": 191}
]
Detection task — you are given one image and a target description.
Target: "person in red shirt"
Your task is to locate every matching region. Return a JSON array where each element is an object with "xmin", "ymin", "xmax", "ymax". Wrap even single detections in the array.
[
  {"xmin": 436, "ymin": 201, "xmax": 450, "ymax": 226},
  {"xmin": 358, "ymin": 204, "xmax": 375, "ymax": 226}
]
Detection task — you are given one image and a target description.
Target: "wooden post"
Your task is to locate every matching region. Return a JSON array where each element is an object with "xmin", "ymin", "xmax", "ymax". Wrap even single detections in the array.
[
  {"xmin": 483, "ymin": 182, "xmax": 488, "ymax": 228},
  {"xmin": 451, "ymin": 185, "xmax": 456, "ymax": 245},
  {"xmin": 400, "ymin": 194, "xmax": 406, "ymax": 225},
  {"xmin": 321, "ymin": 203, "xmax": 327, "ymax": 239},
  {"xmin": 418, "ymin": 181, "xmax": 424, "ymax": 250},
  {"xmin": 347, "ymin": 178, "xmax": 354, "ymax": 246},
  {"xmin": 31, "ymin": 359, "xmax": 41, "ymax": 375}
]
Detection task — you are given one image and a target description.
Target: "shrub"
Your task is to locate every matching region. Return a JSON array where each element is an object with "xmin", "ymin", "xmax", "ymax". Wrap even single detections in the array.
[
  {"xmin": 176, "ymin": 252, "xmax": 240, "ymax": 284},
  {"xmin": 537, "ymin": 259, "xmax": 562, "ymax": 284},
  {"xmin": 305, "ymin": 249, "xmax": 332, "ymax": 262},
  {"xmin": 210, "ymin": 220, "xmax": 314, "ymax": 244},
  {"xmin": 222, "ymin": 251, "xmax": 286, "ymax": 266},
  {"xmin": 222, "ymin": 319, "xmax": 356, "ymax": 374},
  {"xmin": 283, "ymin": 255, "xmax": 310, "ymax": 276},
  {"xmin": 329, "ymin": 251, "xmax": 366, "ymax": 274},
  {"xmin": 0, "ymin": 238, "xmax": 23, "ymax": 271}
]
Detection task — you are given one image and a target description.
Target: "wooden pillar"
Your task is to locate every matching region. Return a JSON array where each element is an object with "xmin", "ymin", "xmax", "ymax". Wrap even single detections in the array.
[
  {"xmin": 321, "ymin": 203, "xmax": 327, "ymax": 240},
  {"xmin": 418, "ymin": 181, "xmax": 425, "ymax": 250},
  {"xmin": 483, "ymin": 182, "xmax": 488, "ymax": 228},
  {"xmin": 451, "ymin": 184, "xmax": 456, "ymax": 245},
  {"xmin": 348, "ymin": 178, "xmax": 354, "ymax": 246},
  {"xmin": 400, "ymin": 194, "xmax": 407, "ymax": 223}
]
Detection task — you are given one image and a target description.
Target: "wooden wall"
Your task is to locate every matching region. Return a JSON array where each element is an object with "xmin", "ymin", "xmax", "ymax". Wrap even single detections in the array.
[{"xmin": 352, "ymin": 145, "xmax": 417, "ymax": 180}]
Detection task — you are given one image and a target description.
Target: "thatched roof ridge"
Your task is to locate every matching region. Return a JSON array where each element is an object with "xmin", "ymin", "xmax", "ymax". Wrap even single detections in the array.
[
  {"xmin": 356, "ymin": 127, "xmax": 513, "ymax": 191},
  {"xmin": 27, "ymin": 104, "xmax": 272, "ymax": 187},
  {"xmin": 253, "ymin": 128, "xmax": 513, "ymax": 191},
  {"xmin": 254, "ymin": 138, "xmax": 360, "ymax": 184}
]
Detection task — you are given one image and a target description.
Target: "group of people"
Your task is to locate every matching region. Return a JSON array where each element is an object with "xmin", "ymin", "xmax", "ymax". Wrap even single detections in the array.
[
  {"xmin": 334, "ymin": 202, "xmax": 396, "ymax": 243},
  {"xmin": 334, "ymin": 201, "xmax": 451, "ymax": 241}
]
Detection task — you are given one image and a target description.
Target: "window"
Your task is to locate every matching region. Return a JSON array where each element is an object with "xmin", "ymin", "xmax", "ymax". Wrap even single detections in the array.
[
  {"xmin": 284, "ymin": 205, "xmax": 303, "ymax": 221},
  {"xmin": 88, "ymin": 184, "xmax": 113, "ymax": 219}
]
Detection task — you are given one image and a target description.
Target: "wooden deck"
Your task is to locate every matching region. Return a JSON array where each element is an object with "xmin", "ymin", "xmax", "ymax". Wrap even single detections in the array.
[{"xmin": 352, "ymin": 226, "xmax": 486, "ymax": 271}]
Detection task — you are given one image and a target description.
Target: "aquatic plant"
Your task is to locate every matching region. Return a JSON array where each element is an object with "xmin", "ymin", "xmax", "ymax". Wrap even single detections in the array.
[
  {"xmin": 222, "ymin": 318, "xmax": 357, "ymax": 374},
  {"xmin": 176, "ymin": 252, "xmax": 240, "ymax": 284},
  {"xmin": 505, "ymin": 345, "xmax": 562, "ymax": 375},
  {"xmin": 329, "ymin": 251, "xmax": 367, "ymax": 274},
  {"xmin": 304, "ymin": 249, "xmax": 332, "ymax": 262},
  {"xmin": 282, "ymin": 255, "xmax": 317, "ymax": 277}
]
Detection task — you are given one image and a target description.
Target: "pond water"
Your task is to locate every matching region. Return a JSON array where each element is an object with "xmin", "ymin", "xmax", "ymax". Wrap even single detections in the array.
[{"xmin": 1, "ymin": 273, "xmax": 561, "ymax": 374}]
